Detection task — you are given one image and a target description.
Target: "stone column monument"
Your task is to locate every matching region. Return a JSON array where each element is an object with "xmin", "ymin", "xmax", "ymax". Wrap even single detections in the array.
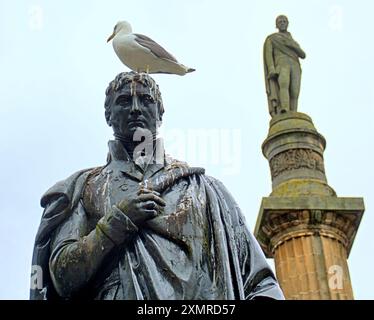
[{"xmin": 255, "ymin": 15, "xmax": 365, "ymax": 300}]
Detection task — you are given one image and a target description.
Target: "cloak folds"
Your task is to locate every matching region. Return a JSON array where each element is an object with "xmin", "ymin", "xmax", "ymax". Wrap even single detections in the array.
[
  {"xmin": 30, "ymin": 168, "xmax": 94, "ymax": 300},
  {"xmin": 264, "ymin": 35, "xmax": 280, "ymax": 116},
  {"xmin": 30, "ymin": 166, "xmax": 283, "ymax": 300},
  {"xmin": 263, "ymin": 32, "xmax": 302, "ymax": 116}
]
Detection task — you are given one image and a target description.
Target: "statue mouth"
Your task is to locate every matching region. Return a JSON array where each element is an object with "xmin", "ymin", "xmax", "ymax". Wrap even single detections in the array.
[{"xmin": 128, "ymin": 119, "xmax": 145, "ymax": 128}]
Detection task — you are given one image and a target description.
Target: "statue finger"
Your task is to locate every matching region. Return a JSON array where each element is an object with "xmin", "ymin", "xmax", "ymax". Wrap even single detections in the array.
[
  {"xmin": 142, "ymin": 200, "xmax": 157, "ymax": 210},
  {"xmin": 157, "ymin": 206, "xmax": 165, "ymax": 215},
  {"xmin": 143, "ymin": 209, "xmax": 158, "ymax": 219},
  {"xmin": 138, "ymin": 193, "xmax": 166, "ymax": 207},
  {"xmin": 137, "ymin": 187, "xmax": 160, "ymax": 196}
]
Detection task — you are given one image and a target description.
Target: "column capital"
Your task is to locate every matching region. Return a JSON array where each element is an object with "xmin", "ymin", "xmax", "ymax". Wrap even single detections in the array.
[{"xmin": 255, "ymin": 196, "xmax": 364, "ymax": 257}]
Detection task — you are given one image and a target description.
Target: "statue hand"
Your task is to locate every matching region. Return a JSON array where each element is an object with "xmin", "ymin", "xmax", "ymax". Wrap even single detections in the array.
[
  {"xmin": 268, "ymin": 70, "xmax": 278, "ymax": 80},
  {"xmin": 117, "ymin": 189, "xmax": 166, "ymax": 227}
]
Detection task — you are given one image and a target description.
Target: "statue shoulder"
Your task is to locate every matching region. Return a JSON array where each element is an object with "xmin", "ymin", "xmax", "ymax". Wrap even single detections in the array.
[
  {"xmin": 204, "ymin": 175, "xmax": 241, "ymax": 207},
  {"xmin": 266, "ymin": 33, "xmax": 279, "ymax": 41},
  {"xmin": 264, "ymin": 33, "xmax": 279, "ymax": 50},
  {"xmin": 149, "ymin": 155, "xmax": 205, "ymax": 192},
  {"xmin": 164, "ymin": 154, "xmax": 191, "ymax": 171},
  {"xmin": 40, "ymin": 167, "xmax": 102, "ymax": 209},
  {"xmin": 204, "ymin": 176, "xmax": 234, "ymax": 198},
  {"xmin": 203, "ymin": 175, "xmax": 245, "ymax": 226}
]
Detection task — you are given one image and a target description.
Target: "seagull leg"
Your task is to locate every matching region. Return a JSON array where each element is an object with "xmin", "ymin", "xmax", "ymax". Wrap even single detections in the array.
[{"xmin": 146, "ymin": 65, "xmax": 150, "ymax": 74}]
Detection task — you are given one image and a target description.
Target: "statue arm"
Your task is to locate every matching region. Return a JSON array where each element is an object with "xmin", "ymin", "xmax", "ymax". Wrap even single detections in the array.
[
  {"xmin": 290, "ymin": 40, "xmax": 306, "ymax": 59},
  {"xmin": 203, "ymin": 175, "xmax": 284, "ymax": 299},
  {"xmin": 264, "ymin": 37, "xmax": 276, "ymax": 74},
  {"xmin": 221, "ymin": 193, "xmax": 283, "ymax": 299},
  {"xmin": 294, "ymin": 45, "xmax": 306, "ymax": 59},
  {"xmin": 49, "ymin": 202, "xmax": 138, "ymax": 298}
]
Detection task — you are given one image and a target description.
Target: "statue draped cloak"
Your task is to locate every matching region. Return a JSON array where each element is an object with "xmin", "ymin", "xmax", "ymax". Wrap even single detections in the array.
[
  {"xmin": 30, "ymin": 141, "xmax": 283, "ymax": 300},
  {"xmin": 263, "ymin": 32, "xmax": 302, "ymax": 116}
]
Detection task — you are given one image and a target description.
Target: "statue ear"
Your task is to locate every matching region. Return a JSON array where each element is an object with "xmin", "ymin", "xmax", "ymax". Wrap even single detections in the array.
[
  {"xmin": 107, "ymin": 115, "xmax": 112, "ymax": 127},
  {"xmin": 156, "ymin": 119, "xmax": 162, "ymax": 128},
  {"xmin": 157, "ymin": 102, "xmax": 164, "ymax": 122}
]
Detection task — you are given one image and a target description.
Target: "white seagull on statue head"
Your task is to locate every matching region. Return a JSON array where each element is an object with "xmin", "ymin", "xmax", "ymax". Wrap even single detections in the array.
[{"xmin": 107, "ymin": 21, "xmax": 195, "ymax": 76}]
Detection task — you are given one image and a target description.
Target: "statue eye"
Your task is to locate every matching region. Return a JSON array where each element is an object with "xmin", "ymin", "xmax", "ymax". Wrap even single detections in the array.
[
  {"xmin": 116, "ymin": 96, "xmax": 131, "ymax": 107},
  {"xmin": 143, "ymin": 95, "xmax": 155, "ymax": 104}
]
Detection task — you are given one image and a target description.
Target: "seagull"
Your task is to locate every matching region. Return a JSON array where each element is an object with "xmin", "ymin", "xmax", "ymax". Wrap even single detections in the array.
[{"xmin": 107, "ymin": 21, "xmax": 195, "ymax": 76}]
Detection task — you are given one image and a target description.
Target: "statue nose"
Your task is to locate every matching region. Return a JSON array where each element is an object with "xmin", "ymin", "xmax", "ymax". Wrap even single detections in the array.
[{"xmin": 130, "ymin": 96, "xmax": 141, "ymax": 113}]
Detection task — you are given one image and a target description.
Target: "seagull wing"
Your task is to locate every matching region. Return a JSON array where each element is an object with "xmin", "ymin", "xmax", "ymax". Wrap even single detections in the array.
[{"xmin": 134, "ymin": 33, "xmax": 178, "ymax": 63}]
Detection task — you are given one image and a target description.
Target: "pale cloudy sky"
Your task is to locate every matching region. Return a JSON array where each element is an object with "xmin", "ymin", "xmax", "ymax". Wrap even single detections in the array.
[{"xmin": 0, "ymin": 0, "xmax": 373, "ymax": 299}]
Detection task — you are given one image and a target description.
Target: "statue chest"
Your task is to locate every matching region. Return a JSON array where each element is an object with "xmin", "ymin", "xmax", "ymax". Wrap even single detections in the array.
[{"xmin": 82, "ymin": 165, "xmax": 207, "ymax": 243}]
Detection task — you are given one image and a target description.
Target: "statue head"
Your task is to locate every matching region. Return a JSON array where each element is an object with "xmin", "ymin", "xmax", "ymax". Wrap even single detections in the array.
[
  {"xmin": 276, "ymin": 15, "xmax": 289, "ymax": 32},
  {"xmin": 104, "ymin": 72, "xmax": 164, "ymax": 142}
]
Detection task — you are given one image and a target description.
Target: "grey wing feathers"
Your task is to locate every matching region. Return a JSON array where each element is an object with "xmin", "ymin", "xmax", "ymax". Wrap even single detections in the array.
[{"xmin": 134, "ymin": 33, "xmax": 178, "ymax": 63}]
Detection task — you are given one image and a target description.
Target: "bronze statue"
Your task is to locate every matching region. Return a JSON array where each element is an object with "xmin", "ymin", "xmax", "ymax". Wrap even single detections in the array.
[
  {"xmin": 30, "ymin": 72, "xmax": 284, "ymax": 300},
  {"xmin": 264, "ymin": 15, "xmax": 306, "ymax": 116}
]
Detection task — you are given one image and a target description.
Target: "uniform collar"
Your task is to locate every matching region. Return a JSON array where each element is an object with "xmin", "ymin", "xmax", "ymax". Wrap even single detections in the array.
[{"xmin": 107, "ymin": 140, "xmax": 165, "ymax": 181}]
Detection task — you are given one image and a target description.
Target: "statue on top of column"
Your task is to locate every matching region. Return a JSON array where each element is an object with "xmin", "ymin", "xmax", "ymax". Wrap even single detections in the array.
[{"xmin": 264, "ymin": 15, "xmax": 306, "ymax": 117}]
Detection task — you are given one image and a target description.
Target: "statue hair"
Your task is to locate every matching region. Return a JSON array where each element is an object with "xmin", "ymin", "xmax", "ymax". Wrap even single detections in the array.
[
  {"xmin": 104, "ymin": 72, "xmax": 164, "ymax": 125},
  {"xmin": 275, "ymin": 15, "xmax": 288, "ymax": 27}
]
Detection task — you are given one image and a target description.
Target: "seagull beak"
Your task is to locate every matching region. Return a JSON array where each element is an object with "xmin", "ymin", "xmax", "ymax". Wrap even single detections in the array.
[{"xmin": 107, "ymin": 32, "xmax": 115, "ymax": 43}]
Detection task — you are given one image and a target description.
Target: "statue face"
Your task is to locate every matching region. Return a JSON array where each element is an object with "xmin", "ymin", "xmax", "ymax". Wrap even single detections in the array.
[
  {"xmin": 109, "ymin": 81, "xmax": 160, "ymax": 141},
  {"xmin": 276, "ymin": 16, "xmax": 288, "ymax": 32}
]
